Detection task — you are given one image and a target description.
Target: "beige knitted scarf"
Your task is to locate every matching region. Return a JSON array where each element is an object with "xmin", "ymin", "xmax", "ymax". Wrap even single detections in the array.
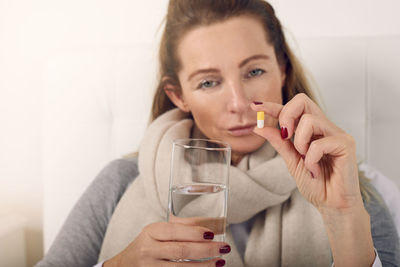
[{"xmin": 98, "ymin": 109, "xmax": 332, "ymax": 266}]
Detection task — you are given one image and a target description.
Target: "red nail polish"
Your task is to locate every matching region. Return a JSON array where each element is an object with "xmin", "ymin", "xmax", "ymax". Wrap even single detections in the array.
[
  {"xmin": 253, "ymin": 101, "xmax": 263, "ymax": 105},
  {"xmin": 280, "ymin": 127, "xmax": 288, "ymax": 139},
  {"xmin": 216, "ymin": 259, "xmax": 226, "ymax": 267},
  {"xmin": 219, "ymin": 245, "xmax": 231, "ymax": 254},
  {"xmin": 203, "ymin": 231, "xmax": 214, "ymax": 240}
]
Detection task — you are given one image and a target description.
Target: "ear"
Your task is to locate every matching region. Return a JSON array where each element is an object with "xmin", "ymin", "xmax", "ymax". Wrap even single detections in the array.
[{"xmin": 163, "ymin": 78, "xmax": 191, "ymax": 113}]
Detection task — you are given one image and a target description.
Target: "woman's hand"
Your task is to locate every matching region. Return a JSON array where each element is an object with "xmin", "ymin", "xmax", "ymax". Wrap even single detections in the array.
[
  {"xmin": 251, "ymin": 93, "xmax": 375, "ymax": 266},
  {"xmin": 103, "ymin": 222, "xmax": 229, "ymax": 267},
  {"xmin": 252, "ymin": 93, "xmax": 362, "ymax": 213}
]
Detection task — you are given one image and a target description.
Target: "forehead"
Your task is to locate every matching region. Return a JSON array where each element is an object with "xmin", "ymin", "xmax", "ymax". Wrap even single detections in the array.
[{"xmin": 177, "ymin": 16, "xmax": 275, "ymax": 71}]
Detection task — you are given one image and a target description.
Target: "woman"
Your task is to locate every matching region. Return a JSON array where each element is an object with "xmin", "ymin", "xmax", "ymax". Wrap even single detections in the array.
[{"xmin": 37, "ymin": 0, "xmax": 400, "ymax": 266}]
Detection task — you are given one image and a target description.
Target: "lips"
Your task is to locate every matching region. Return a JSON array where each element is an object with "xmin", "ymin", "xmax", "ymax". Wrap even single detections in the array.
[{"xmin": 228, "ymin": 123, "xmax": 257, "ymax": 136}]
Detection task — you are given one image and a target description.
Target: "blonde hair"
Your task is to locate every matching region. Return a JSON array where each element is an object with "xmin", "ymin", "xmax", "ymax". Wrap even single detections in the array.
[{"xmin": 140, "ymin": 0, "xmax": 375, "ymax": 202}]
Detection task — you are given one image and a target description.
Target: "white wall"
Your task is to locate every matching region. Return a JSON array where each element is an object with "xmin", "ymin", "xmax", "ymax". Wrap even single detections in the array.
[
  {"xmin": 0, "ymin": 1, "xmax": 399, "ymax": 266},
  {"xmin": 270, "ymin": 0, "xmax": 400, "ymax": 38},
  {"xmin": 0, "ymin": 1, "xmax": 46, "ymax": 266}
]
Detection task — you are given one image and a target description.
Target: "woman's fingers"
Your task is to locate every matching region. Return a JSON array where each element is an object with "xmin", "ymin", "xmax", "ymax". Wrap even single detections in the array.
[
  {"xmin": 252, "ymin": 94, "xmax": 325, "ymax": 140},
  {"xmin": 278, "ymin": 94, "xmax": 325, "ymax": 139},
  {"xmin": 293, "ymin": 114, "xmax": 344, "ymax": 156},
  {"xmin": 252, "ymin": 95, "xmax": 356, "ymax": 185},
  {"xmin": 144, "ymin": 222, "xmax": 215, "ymax": 242},
  {"xmin": 169, "ymin": 216, "xmax": 226, "ymax": 235},
  {"xmin": 153, "ymin": 241, "xmax": 229, "ymax": 261},
  {"xmin": 143, "ymin": 222, "xmax": 230, "ymax": 265},
  {"xmin": 160, "ymin": 258, "xmax": 225, "ymax": 267},
  {"xmin": 251, "ymin": 95, "xmax": 343, "ymax": 166},
  {"xmin": 109, "ymin": 221, "xmax": 229, "ymax": 267},
  {"xmin": 253, "ymin": 125, "xmax": 301, "ymax": 173},
  {"xmin": 251, "ymin": 101, "xmax": 300, "ymax": 167},
  {"xmin": 304, "ymin": 134, "xmax": 356, "ymax": 178}
]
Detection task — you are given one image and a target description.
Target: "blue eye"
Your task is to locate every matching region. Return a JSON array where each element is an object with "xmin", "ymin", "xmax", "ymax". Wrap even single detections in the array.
[
  {"xmin": 247, "ymin": 68, "xmax": 265, "ymax": 78},
  {"xmin": 198, "ymin": 80, "xmax": 219, "ymax": 89}
]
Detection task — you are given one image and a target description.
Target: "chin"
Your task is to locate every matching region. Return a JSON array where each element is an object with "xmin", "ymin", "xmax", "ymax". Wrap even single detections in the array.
[{"xmin": 224, "ymin": 134, "xmax": 265, "ymax": 154}]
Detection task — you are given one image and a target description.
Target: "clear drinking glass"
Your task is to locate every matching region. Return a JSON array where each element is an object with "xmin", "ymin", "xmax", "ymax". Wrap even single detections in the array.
[{"xmin": 167, "ymin": 138, "xmax": 231, "ymax": 262}]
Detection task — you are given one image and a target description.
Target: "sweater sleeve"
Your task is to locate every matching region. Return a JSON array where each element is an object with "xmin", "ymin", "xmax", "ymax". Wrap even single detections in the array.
[
  {"xmin": 365, "ymin": 184, "xmax": 400, "ymax": 266},
  {"xmin": 35, "ymin": 157, "xmax": 139, "ymax": 267}
]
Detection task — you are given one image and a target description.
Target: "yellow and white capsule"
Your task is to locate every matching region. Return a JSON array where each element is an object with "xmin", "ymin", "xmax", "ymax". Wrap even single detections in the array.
[{"xmin": 257, "ymin": 111, "xmax": 264, "ymax": 128}]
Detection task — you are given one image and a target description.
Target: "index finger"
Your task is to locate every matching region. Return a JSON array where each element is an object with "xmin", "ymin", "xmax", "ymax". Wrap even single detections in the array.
[
  {"xmin": 145, "ymin": 222, "xmax": 215, "ymax": 242},
  {"xmin": 169, "ymin": 215, "xmax": 225, "ymax": 235}
]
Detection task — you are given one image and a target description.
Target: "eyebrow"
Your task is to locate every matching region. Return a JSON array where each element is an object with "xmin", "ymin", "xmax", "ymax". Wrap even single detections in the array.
[
  {"xmin": 187, "ymin": 54, "xmax": 270, "ymax": 82},
  {"xmin": 187, "ymin": 68, "xmax": 220, "ymax": 82},
  {"xmin": 238, "ymin": 54, "xmax": 270, "ymax": 68}
]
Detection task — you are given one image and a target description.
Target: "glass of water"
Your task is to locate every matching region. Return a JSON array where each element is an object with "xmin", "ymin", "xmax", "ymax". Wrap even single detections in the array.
[{"xmin": 167, "ymin": 138, "xmax": 231, "ymax": 262}]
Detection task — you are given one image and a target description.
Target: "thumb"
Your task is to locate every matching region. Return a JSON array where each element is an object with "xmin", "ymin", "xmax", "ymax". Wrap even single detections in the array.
[{"xmin": 253, "ymin": 126, "xmax": 301, "ymax": 171}]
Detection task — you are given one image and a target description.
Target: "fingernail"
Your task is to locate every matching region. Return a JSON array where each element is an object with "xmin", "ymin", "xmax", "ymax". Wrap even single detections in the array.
[
  {"xmin": 311, "ymin": 172, "xmax": 315, "ymax": 178},
  {"xmin": 216, "ymin": 259, "xmax": 226, "ymax": 267},
  {"xmin": 203, "ymin": 231, "xmax": 214, "ymax": 240},
  {"xmin": 280, "ymin": 127, "xmax": 288, "ymax": 139},
  {"xmin": 253, "ymin": 101, "xmax": 263, "ymax": 105},
  {"xmin": 219, "ymin": 245, "xmax": 231, "ymax": 254},
  {"xmin": 301, "ymin": 154, "xmax": 305, "ymax": 160}
]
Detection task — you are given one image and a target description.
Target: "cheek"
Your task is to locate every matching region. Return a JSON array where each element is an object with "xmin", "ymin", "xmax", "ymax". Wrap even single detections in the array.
[
  {"xmin": 247, "ymin": 74, "xmax": 283, "ymax": 102},
  {"xmin": 196, "ymin": 106, "xmax": 219, "ymax": 122},
  {"xmin": 257, "ymin": 87, "xmax": 282, "ymax": 104},
  {"xmin": 187, "ymin": 96, "xmax": 224, "ymax": 136}
]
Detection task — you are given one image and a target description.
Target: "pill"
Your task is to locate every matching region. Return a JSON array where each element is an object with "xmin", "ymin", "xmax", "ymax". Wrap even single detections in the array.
[{"xmin": 257, "ymin": 111, "xmax": 264, "ymax": 128}]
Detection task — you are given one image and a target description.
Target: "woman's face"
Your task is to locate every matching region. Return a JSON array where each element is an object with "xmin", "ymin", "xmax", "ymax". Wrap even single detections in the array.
[{"xmin": 170, "ymin": 16, "xmax": 286, "ymax": 155}]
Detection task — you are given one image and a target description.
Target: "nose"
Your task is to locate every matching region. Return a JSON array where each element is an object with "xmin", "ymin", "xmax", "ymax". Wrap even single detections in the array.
[{"xmin": 225, "ymin": 79, "xmax": 250, "ymax": 114}]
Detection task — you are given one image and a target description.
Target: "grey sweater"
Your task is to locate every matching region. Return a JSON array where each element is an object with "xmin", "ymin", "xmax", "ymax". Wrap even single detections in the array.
[{"xmin": 36, "ymin": 158, "xmax": 400, "ymax": 267}]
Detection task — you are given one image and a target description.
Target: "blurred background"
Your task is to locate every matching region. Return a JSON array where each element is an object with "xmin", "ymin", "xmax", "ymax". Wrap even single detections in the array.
[{"xmin": 1, "ymin": 0, "xmax": 399, "ymax": 266}]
